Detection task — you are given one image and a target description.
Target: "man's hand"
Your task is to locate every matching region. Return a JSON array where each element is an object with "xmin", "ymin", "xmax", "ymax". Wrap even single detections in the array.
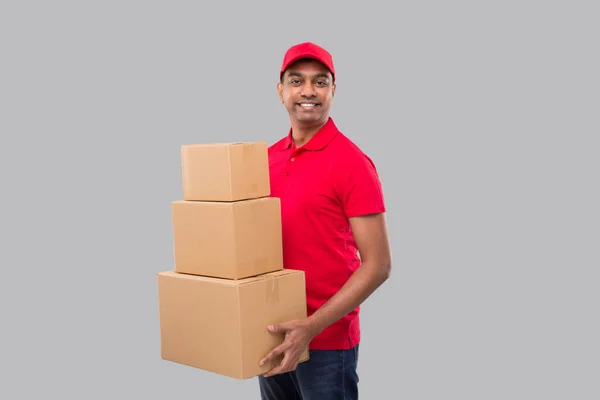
[{"xmin": 259, "ymin": 318, "xmax": 319, "ymax": 377}]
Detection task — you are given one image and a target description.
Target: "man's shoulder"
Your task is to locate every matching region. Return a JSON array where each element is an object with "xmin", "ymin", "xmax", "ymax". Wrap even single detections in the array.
[
  {"xmin": 330, "ymin": 129, "xmax": 376, "ymax": 166},
  {"xmin": 268, "ymin": 136, "xmax": 288, "ymax": 153},
  {"xmin": 332, "ymin": 130, "xmax": 362, "ymax": 152}
]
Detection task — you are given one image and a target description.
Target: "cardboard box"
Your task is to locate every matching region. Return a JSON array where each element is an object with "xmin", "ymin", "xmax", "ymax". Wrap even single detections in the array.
[
  {"xmin": 172, "ymin": 197, "xmax": 283, "ymax": 280},
  {"xmin": 181, "ymin": 142, "xmax": 271, "ymax": 201},
  {"xmin": 157, "ymin": 269, "xmax": 309, "ymax": 379}
]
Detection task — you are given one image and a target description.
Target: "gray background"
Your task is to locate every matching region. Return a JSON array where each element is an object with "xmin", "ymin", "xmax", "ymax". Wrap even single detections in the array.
[{"xmin": 1, "ymin": 1, "xmax": 598, "ymax": 399}]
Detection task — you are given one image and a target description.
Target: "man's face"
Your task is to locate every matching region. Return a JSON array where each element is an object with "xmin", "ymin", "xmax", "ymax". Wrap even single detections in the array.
[{"xmin": 277, "ymin": 59, "xmax": 336, "ymax": 126}]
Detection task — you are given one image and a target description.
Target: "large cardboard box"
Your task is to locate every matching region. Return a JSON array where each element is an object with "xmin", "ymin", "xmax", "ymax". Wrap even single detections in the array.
[
  {"xmin": 172, "ymin": 197, "xmax": 283, "ymax": 280},
  {"xmin": 157, "ymin": 269, "xmax": 309, "ymax": 379},
  {"xmin": 181, "ymin": 142, "xmax": 271, "ymax": 201}
]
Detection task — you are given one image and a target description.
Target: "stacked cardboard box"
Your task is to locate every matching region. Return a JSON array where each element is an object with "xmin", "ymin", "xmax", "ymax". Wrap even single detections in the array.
[{"xmin": 157, "ymin": 142, "xmax": 309, "ymax": 379}]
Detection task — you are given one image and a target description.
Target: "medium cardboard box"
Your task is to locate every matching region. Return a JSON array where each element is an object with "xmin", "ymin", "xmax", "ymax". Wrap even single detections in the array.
[
  {"xmin": 157, "ymin": 269, "xmax": 309, "ymax": 379},
  {"xmin": 181, "ymin": 142, "xmax": 271, "ymax": 201},
  {"xmin": 172, "ymin": 197, "xmax": 283, "ymax": 280}
]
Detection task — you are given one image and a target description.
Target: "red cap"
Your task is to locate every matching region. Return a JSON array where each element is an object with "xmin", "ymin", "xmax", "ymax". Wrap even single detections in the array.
[{"xmin": 280, "ymin": 42, "xmax": 335, "ymax": 81}]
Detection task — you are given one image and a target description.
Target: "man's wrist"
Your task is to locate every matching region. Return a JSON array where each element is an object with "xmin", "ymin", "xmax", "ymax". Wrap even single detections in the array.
[{"xmin": 306, "ymin": 314, "xmax": 327, "ymax": 337}]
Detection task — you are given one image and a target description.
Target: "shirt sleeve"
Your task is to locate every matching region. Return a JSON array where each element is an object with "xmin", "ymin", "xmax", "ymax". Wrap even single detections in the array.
[{"xmin": 336, "ymin": 150, "xmax": 386, "ymax": 218}]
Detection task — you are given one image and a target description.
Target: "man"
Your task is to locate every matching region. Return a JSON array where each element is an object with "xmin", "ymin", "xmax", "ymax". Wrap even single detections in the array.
[{"xmin": 258, "ymin": 42, "xmax": 392, "ymax": 399}]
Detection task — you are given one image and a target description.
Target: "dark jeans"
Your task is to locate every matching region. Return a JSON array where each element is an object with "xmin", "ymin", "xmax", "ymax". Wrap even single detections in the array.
[{"xmin": 258, "ymin": 345, "xmax": 359, "ymax": 400}]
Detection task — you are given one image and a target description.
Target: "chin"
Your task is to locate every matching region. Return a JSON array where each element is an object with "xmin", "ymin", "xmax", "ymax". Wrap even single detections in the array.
[
  {"xmin": 293, "ymin": 112, "xmax": 323, "ymax": 122},
  {"xmin": 295, "ymin": 117, "xmax": 321, "ymax": 125}
]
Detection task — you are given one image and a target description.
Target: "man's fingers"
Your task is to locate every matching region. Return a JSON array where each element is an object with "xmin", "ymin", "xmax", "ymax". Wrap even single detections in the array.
[
  {"xmin": 262, "ymin": 351, "xmax": 286, "ymax": 376},
  {"xmin": 268, "ymin": 323, "xmax": 286, "ymax": 333},
  {"xmin": 260, "ymin": 320, "xmax": 302, "ymax": 371},
  {"xmin": 263, "ymin": 353, "xmax": 294, "ymax": 378},
  {"xmin": 268, "ymin": 319, "xmax": 298, "ymax": 333},
  {"xmin": 259, "ymin": 350, "xmax": 280, "ymax": 367},
  {"xmin": 263, "ymin": 360, "xmax": 299, "ymax": 377},
  {"xmin": 262, "ymin": 361, "xmax": 284, "ymax": 377},
  {"xmin": 259, "ymin": 343, "xmax": 286, "ymax": 366}
]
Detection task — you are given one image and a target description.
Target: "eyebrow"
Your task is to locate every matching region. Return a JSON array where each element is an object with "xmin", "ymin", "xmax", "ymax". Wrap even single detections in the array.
[{"xmin": 287, "ymin": 72, "xmax": 331, "ymax": 80}]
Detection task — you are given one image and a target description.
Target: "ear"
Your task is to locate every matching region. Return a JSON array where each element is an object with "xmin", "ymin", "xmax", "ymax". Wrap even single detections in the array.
[
  {"xmin": 332, "ymin": 82, "xmax": 336, "ymax": 97},
  {"xmin": 277, "ymin": 81, "xmax": 284, "ymax": 103}
]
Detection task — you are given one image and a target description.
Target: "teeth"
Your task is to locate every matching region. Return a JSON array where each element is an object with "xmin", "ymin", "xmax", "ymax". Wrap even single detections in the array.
[{"xmin": 300, "ymin": 103, "xmax": 316, "ymax": 107}]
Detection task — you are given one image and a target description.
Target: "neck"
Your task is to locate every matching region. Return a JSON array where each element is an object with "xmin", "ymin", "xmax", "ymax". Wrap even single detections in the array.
[{"xmin": 291, "ymin": 117, "xmax": 329, "ymax": 147}]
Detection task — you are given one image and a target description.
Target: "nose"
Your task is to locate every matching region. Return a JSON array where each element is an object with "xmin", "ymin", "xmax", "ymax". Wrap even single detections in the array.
[{"xmin": 300, "ymin": 81, "xmax": 316, "ymax": 97}]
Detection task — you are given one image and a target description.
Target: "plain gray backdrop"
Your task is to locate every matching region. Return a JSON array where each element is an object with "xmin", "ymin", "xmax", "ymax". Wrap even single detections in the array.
[{"xmin": 1, "ymin": 1, "xmax": 598, "ymax": 399}]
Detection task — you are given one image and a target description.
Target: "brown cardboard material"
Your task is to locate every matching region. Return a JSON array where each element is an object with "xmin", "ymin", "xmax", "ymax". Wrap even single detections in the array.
[
  {"xmin": 157, "ymin": 269, "xmax": 309, "ymax": 379},
  {"xmin": 181, "ymin": 142, "xmax": 271, "ymax": 201},
  {"xmin": 172, "ymin": 197, "xmax": 283, "ymax": 280}
]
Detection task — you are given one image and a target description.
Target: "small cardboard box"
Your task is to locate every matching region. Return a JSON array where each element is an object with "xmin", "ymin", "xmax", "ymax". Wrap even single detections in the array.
[
  {"xmin": 157, "ymin": 269, "xmax": 309, "ymax": 379},
  {"xmin": 172, "ymin": 197, "xmax": 283, "ymax": 280},
  {"xmin": 181, "ymin": 142, "xmax": 270, "ymax": 201}
]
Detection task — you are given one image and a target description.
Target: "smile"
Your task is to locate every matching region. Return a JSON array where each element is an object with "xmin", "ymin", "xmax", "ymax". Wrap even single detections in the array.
[{"xmin": 297, "ymin": 103, "xmax": 319, "ymax": 108}]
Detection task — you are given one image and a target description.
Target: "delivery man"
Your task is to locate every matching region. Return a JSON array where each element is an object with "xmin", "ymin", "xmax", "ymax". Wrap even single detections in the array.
[{"xmin": 258, "ymin": 42, "xmax": 392, "ymax": 400}]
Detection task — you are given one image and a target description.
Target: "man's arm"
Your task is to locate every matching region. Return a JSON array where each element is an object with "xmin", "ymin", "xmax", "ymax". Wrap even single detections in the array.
[
  {"xmin": 260, "ymin": 212, "xmax": 392, "ymax": 376},
  {"xmin": 307, "ymin": 211, "xmax": 392, "ymax": 334}
]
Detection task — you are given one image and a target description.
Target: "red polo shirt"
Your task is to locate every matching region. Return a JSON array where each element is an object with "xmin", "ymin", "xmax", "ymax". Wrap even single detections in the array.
[{"xmin": 268, "ymin": 117, "xmax": 386, "ymax": 350}]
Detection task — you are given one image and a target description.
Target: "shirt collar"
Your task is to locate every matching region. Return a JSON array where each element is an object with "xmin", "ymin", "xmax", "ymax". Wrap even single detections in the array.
[{"xmin": 279, "ymin": 117, "xmax": 339, "ymax": 151}]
